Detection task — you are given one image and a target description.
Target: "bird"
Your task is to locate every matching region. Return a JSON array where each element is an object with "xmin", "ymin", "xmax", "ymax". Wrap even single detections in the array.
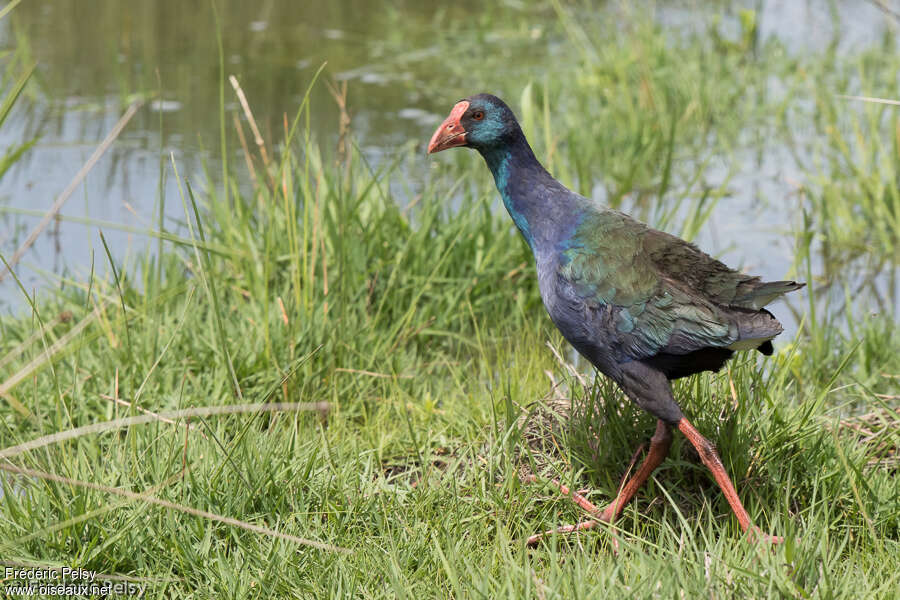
[{"xmin": 427, "ymin": 93, "xmax": 803, "ymax": 546}]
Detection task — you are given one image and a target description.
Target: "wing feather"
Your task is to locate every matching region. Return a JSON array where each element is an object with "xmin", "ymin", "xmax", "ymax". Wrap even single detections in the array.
[{"xmin": 557, "ymin": 209, "xmax": 792, "ymax": 363}]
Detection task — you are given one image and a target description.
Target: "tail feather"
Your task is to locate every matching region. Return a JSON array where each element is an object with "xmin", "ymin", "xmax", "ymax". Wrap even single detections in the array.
[
  {"xmin": 727, "ymin": 308, "xmax": 784, "ymax": 353},
  {"xmin": 734, "ymin": 280, "xmax": 805, "ymax": 310}
]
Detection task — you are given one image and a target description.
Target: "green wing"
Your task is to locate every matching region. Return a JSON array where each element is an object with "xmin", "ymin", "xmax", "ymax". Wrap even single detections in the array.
[
  {"xmin": 641, "ymin": 227, "xmax": 797, "ymax": 310},
  {"xmin": 558, "ymin": 210, "xmax": 741, "ymax": 360}
]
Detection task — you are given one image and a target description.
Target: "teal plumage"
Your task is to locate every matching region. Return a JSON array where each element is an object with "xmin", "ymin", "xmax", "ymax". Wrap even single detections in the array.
[{"xmin": 559, "ymin": 208, "xmax": 802, "ymax": 364}]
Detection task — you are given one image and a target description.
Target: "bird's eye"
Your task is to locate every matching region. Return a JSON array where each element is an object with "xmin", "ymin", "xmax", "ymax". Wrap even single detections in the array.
[{"xmin": 472, "ymin": 110, "xmax": 485, "ymax": 121}]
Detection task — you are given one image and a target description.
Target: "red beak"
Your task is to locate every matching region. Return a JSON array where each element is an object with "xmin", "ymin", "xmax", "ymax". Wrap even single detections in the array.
[{"xmin": 427, "ymin": 101, "xmax": 469, "ymax": 154}]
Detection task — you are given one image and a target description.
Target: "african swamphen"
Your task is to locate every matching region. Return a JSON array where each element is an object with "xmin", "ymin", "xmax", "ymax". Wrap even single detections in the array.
[{"xmin": 427, "ymin": 94, "xmax": 803, "ymax": 545}]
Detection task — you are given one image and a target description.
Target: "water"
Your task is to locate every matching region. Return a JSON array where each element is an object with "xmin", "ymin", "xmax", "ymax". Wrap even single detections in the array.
[{"xmin": 0, "ymin": 0, "xmax": 895, "ymax": 318}]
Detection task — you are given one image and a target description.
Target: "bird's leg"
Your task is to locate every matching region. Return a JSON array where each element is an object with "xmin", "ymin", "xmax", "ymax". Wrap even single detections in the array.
[
  {"xmin": 676, "ymin": 418, "xmax": 782, "ymax": 544},
  {"xmin": 526, "ymin": 419, "xmax": 672, "ymax": 546},
  {"xmin": 599, "ymin": 420, "xmax": 673, "ymax": 523}
]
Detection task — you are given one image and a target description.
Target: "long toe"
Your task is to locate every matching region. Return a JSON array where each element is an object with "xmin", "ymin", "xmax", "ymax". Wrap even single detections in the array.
[
  {"xmin": 747, "ymin": 526, "xmax": 784, "ymax": 545},
  {"xmin": 541, "ymin": 479, "xmax": 601, "ymax": 514},
  {"xmin": 523, "ymin": 479, "xmax": 616, "ymax": 549},
  {"xmin": 526, "ymin": 520, "xmax": 600, "ymax": 547},
  {"xmin": 526, "ymin": 521, "xmax": 621, "ymax": 554}
]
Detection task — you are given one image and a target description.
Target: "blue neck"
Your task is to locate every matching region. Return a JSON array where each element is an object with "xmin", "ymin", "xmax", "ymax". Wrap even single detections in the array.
[
  {"xmin": 482, "ymin": 147, "xmax": 527, "ymax": 243},
  {"xmin": 479, "ymin": 136, "xmax": 565, "ymax": 253}
]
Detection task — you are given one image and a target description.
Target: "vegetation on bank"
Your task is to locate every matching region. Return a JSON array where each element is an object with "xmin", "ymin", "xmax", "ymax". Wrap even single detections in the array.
[{"xmin": 1, "ymin": 3, "xmax": 898, "ymax": 598}]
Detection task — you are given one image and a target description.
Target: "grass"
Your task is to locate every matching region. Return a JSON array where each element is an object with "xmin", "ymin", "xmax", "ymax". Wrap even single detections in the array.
[{"xmin": 1, "ymin": 3, "xmax": 899, "ymax": 598}]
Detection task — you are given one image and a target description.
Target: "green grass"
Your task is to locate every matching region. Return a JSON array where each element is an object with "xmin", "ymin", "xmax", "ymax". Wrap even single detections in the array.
[{"xmin": 1, "ymin": 4, "xmax": 899, "ymax": 599}]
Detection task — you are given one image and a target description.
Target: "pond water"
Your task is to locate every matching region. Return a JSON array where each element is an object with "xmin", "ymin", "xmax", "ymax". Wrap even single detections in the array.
[{"xmin": 0, "ymin": 0, "xmax": 895, "ymax": 324}]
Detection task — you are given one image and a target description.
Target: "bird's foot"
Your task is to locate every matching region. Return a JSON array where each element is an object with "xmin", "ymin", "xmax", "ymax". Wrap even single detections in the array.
[
  {"xmin": 746, "ymin": 525, "xmax": 783, "ymax": 545},
  {"xmin": 523, "ymin": 478, "xmax": 618, "ymax": 551},
  {"xmin": 525, "ymin": 519, "xmax": 611, "ymax": 548},
  {"xmin": 530, "ymin": 478, "xmax": 602, "ymax": 514}
]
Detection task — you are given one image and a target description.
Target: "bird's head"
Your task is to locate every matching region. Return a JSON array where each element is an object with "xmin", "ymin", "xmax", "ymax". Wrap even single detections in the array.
[{"xmin": 427, "ymin": 93, "xmax": 519, "ymax": 154}]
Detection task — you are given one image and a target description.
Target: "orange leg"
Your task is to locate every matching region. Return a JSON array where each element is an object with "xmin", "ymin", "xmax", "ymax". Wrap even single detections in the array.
[
  {"xmin": 527, "ymin": 419, "xmax": 673, "ymax": 546},
  {"xmin": 677, "ymin": 418, "xmax": 781, "ymax": 544}
]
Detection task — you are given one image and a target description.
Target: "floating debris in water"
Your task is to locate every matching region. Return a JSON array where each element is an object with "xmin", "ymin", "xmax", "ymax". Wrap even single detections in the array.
[
  {"xmin": 398, "ymin": 108, "xmax": 441, "ymax": 126},
  {"xmin": 149, "ymin": 100, "xmax": 182, "ymax": 113},
  {"xmin": 360, "ymin": 72, "xmax": 389, "ymax": 85}
]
